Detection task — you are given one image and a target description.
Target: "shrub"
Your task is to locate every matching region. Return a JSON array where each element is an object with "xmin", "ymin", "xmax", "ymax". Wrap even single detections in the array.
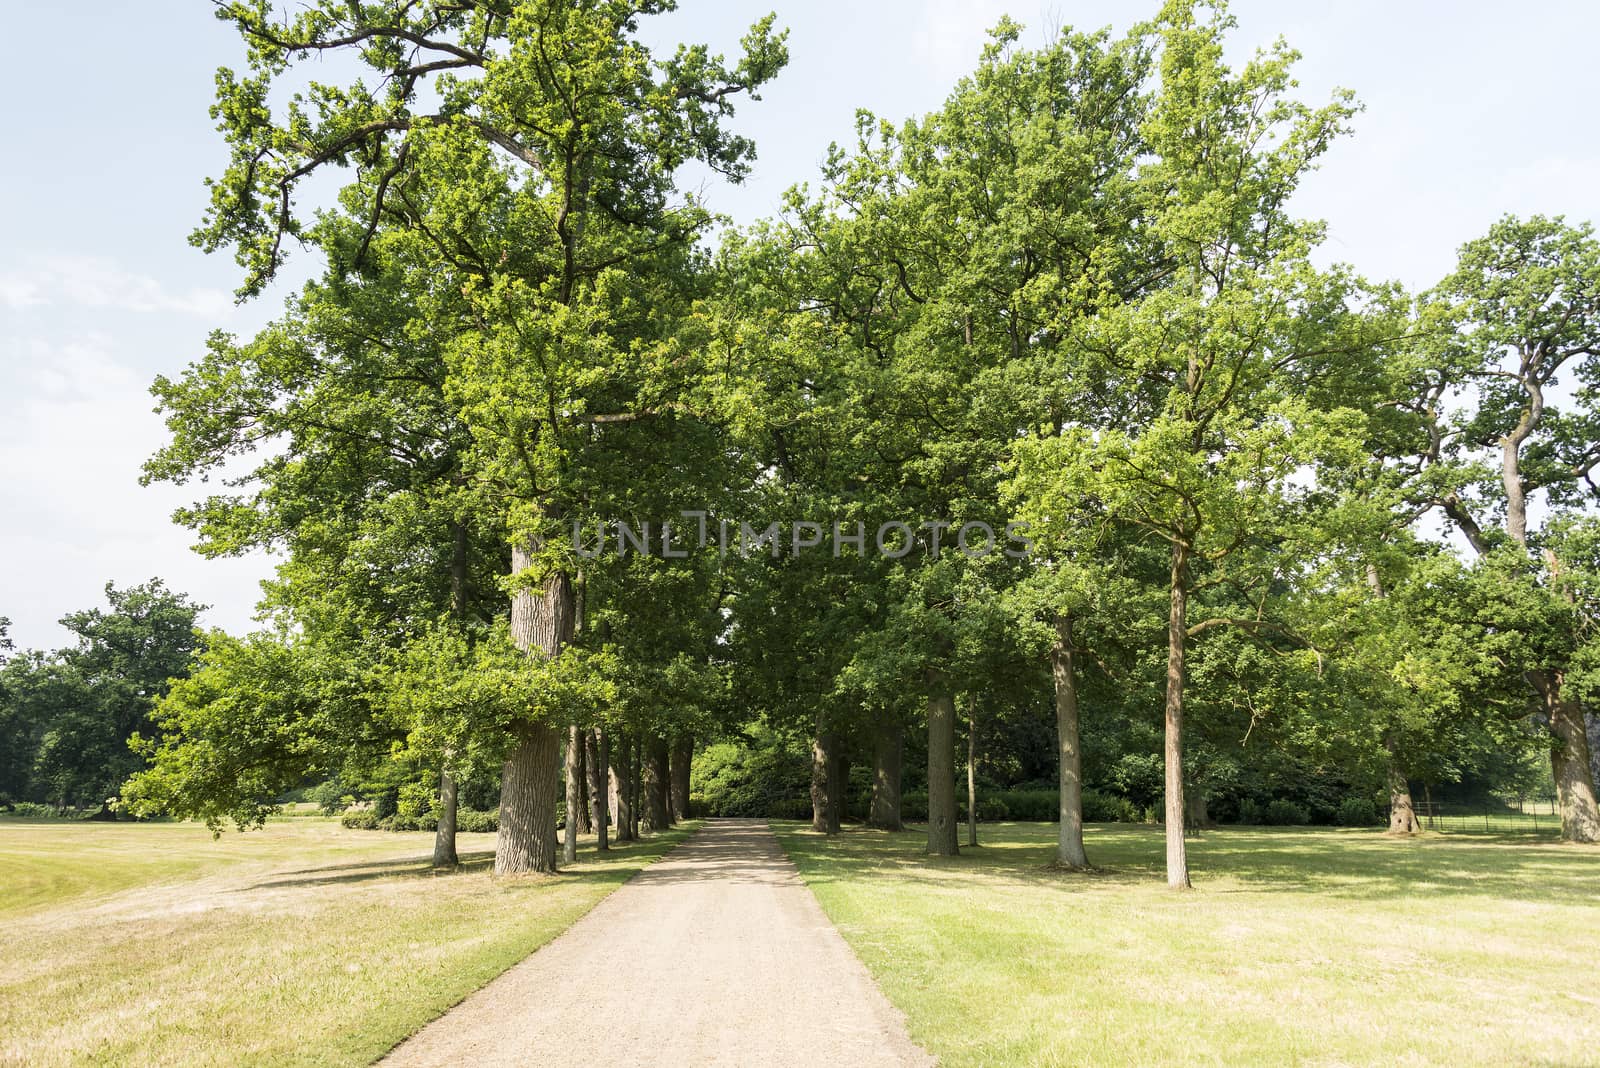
[
  {"xmin": 343, "ymin": 806, "xmax": 499, "ymax": 832},
  {"xmin": 769, "ymin": 796, "xmax": 815, "ymax": 820},
  {"xmin": 3, "ymin": 802, "xmax": 73, "ymax": 818},
  {"xmin": 1081, "ymin": 788, "xmax": 1141, "ymax": 823},
  {"xmin": 1234, "ymin": 798, "xmax": 1263, "ymax": 825},
  {"xmin": 456, "ymin": 808, "xmax": 498, "ymax": 833},
  {"xmin": 956, "ymin": 795, "xmax": 1010, "ymax": 822},
  {"xmin": 1263, "ymin": 799, "xmax": 1310, "ymax": 826},
  {"xmin": 308, "ymin": 779, "xmax": 350, "ymax": 815},
  {"xmin": 1337, "ymin": 796, "xmax": 1381, "ymax": 827},
  {"xmin": 996, "ymin": 789, "xmax": 1057, "ymax": 822}
]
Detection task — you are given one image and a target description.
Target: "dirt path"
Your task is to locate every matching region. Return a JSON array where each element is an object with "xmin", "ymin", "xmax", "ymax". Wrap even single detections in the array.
[{"xmin": 382, "ymin": 819, "xmax": 933, "ymax": 1067}]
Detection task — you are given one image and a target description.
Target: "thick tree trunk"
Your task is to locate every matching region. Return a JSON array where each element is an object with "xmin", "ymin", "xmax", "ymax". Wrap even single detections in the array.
[
  {"xmin": 608, "ymin": 729, "xmax": 635, "ymax": 843},
  {"xmin": 1387, "ymin": 763, "xmax": 1419, "ymax": 834},
  {"xmin": 563, "ymin": 726, "xmax": 582, "ymax": 864},
  {"xmin": 868, "ymin": 716, "xmax": 904, "ymax": 831},
  {"xmin": 1050, "ymin": 613, "xmax": 1089, "ymax": 868},
  {"xmin": 495, "ymin": 539, "xmax": 574, "ymax": 875},
  {"xmin": 631, "ymin": 738, "xmax": 644, "ymax": 838},
  {"xmin": 966, "ymin": 710, "xmax": 978, "ymax": 848},
  {"xmin": 926, "ymin": 670, "xmax": 959, "ymax": 856},
  {"xmin": 1546, "ymin": 689, "xmax": 1600, "ymax": 843},
  {"xmin": 432, "ymin": 770, "xmax": 459, "ymax": 867},
  {"xmin": 495, "ymin": 719, "xmax": 561, "ymax": 875},
  {"xmin": 670, "ymin": 736, "xmax": 693, "ymax": 821},
  {"xmin": 1164, "ymin": 540, "xmax": 1192, "ymax": 889},
  {"xmin": 643, "ymin": 736, "xmax": 669, "ymax": 831},
  {"xmin": 1587, "ymin": 710, "xmax": 1600, "ymax": 796},
  {"xmin": 574, "ymin": 732, "xmax": 592, "ymax": 834},
  {"xmin": 810, "ymin": 730, "xmax": 840, "ymax": 833},
  {"xmin": 588, "ymin": 728, "xmax": 608, "ymax": 850}
]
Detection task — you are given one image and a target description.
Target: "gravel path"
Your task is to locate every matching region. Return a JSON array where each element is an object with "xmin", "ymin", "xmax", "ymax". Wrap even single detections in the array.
[{"xmin": 381, "ymin": 818, "xmax": 933, "ymax": 1067}]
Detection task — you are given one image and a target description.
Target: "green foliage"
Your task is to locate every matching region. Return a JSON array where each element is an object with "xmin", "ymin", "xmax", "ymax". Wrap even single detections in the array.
[
  {"xmin": 0, "ymin": 582, "xmax": 203, "ymax": 811},
  {"xmin": 338, "ymin": 806, "xmax": 503, "ymax": 833},
  {"xmin": 1262, "ymin": 799, "xmax": 1312, "ymax": 826},
  {"xmin": 690, "ymin": 732, "xmax": 811, "ymax": 817},
  {"xmin": 1337, "ymin": 796, "xmax": 1382, "ymax": 827}
]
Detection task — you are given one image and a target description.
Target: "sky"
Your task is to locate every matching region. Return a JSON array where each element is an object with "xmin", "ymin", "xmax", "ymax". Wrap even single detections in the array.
[{"xmin": 1, "ymin": 1, "xmax": 1598, "ymax": 652}]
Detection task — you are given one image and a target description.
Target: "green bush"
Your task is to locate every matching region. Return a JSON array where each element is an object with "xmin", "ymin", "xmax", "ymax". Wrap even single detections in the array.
[
  {"xmin": 1263, "ymin": 798, "xmax": 1310, "ymax": 825},
  {"xmin": 342, "ymin": 806, "xmax": 499, "ymax": 832},
  {"xmin": 3, "ymin": 801, "xmax": 75, "ymax": 818},
  {"xmin": 308, "ymin": 779, "xmax": 350, "ymax": 815},
  {"xmin": 769, "ymin": 796, "xmax": 815, "ymax": 820},
  {"xmin": 456, "ymin": 807, "xmax": 499, "ymax": 833},
  {"xmin": 995, "ymin": 789, "xmax": 1056, "ymax": 822},
  {"xmin": 956, "ymin": 795, "xmax": 1011, "ymax": 822},
  {"xmin": 1336, "ymin": 796, "xmax": 1381, "ymax": 827},
  {"xmin": 1081, "ymin": 788, "xmax": 1141, "ymax": 823},
  {"xmin": 692, "ymin": 733, "xmax": 812, "ymax": 818}
]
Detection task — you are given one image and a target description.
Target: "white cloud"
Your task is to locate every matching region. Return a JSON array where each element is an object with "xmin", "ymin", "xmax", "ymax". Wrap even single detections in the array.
[
  {"xmin": 0, "ymin": 255, "xmax": 234, "ymax": 318},
  {"xmin": 0, "ymin": 333, "xmax": 270, "ymax": 652}
]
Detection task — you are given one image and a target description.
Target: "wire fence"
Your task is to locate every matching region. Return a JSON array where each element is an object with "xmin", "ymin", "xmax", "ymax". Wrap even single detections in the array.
[{"xmin": 1395, "ymin": 797, "xmax": 1563, "ymax": 835}]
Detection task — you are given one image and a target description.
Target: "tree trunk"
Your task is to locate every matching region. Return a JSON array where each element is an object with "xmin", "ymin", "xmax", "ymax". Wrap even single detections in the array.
[
  {"xmin": 588, "ymin": 728, "xmax": 608, "ymax": 850},
  {"xmin": 669, "ymin": 735, "xmax": 692, "ymax": 821},
  {"xmin": 629, "ymin": 736, "xmax": 643, "ymax": 839},
  {"xmin": 1587, "ymin": 710, "xmax": 1600, "ymax": 797},
  {"xmin": 926, "ymin": 670, "xmax": 959, "ymax": 856},
  {"xmin": 1547, "ymin": 689, "xmax": 1600, "ymax": 843},
  {"xmin": 432, "ymin": 770, "xmax": 458, "ymax": 867},
  {"xmin": 1164, "ymin": 540, "xmax": 1192, "ymax": 889},
  {"xmin": 966, "ymin": 709, "xmax": 979, "ymax": 848},
  {"xmin": 495, "ymin": 719, "xmax": 561, "ymax": 875},
  {"xmin": 1387, "ymin": 762, "xmax": 1419, "ymax": 834},
  {"xmin": 1050, "ymin": 612, "xmax": 1089, "ymax": 868},
  {"xmin": 574, "ymin": 731, "xmax": 591, "ymax": 834},
  {"xmin": 643, "ymin": 736, "xmax": 669, "ymax": 831},
  {"xmin": 495, "ymin": 539, "xmax": 574, "ymax": 875},
  {"xmin": 868, "ymin": 716, "xmax": 904, "ymax": 831},
  {"xmin": 810, "ymin": 730, "xmax": 839, "ymax": 833},
  {"xmin": 608, "ymin": 729, "xmax": 635, "ymax": 843},
  {"xmin": 563, "ymin": 726, "xmax": 582, "ymax": 864}
]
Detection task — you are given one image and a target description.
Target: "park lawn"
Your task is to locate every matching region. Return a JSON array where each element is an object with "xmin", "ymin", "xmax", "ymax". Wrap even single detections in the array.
[
  {"xmin": 0, "ymin": 817, "xmax": 692, "ymax": 1066},
  {"xmin": 774, "ymin": 821, "xmax": 1600, "ymax": 1067}
]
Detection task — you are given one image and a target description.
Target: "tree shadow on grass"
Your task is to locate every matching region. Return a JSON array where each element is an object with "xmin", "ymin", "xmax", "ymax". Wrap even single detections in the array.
[
  {"xmin": 772, "ymin": 821, "xmax": 1600, "ymax": 905},
  {"xmin": 237, "ymin": 832, "xmax": 689, "ymax": 892}
]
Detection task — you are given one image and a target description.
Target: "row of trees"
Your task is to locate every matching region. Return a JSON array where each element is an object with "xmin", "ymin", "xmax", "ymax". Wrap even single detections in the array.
[
  {"xmin": 0, "ymin": 586, "xmax": 202, "ymax": 813},
  {"xmin": 121, "ymin": 0, "xmax": 1599, "ymax": 892}
]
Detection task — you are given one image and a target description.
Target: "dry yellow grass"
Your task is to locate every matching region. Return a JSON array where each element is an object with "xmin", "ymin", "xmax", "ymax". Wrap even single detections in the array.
[{"xmin": 0, "ymin": 817, "xmax": 691, "ymax": 1066}]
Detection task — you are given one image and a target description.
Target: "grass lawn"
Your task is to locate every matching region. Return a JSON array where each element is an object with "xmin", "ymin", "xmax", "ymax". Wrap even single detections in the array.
[
  {"xmin": 773, "ymin": 821, "xmax": 1600, "ymax": 1067},
  {"xmin": 0, "ymin": 817, "xmax": 691, "ymax": 1066}
]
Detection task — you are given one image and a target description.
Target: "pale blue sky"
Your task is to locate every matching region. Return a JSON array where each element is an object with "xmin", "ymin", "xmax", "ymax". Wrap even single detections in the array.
[{"xmin": 2, "ymin": 1, "xmax": 1597, "ymax": 650}]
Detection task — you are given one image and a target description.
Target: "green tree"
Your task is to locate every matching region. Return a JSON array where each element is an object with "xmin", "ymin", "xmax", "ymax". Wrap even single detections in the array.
[
  {"xmin": 1401, "ymin": 215, "xmax": 1600, "ymax": 841},
  {"xmin": 1010, "ymin": 4, "xmax": 1384, "ymax": 886},
  {"xmin": 177, "ymin": 0, "xmax": 788, "ymax": 872}
]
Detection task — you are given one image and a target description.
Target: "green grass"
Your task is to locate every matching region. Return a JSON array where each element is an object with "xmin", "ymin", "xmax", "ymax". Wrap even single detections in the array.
[
  {"xmin": 773, "ymin": 821, "xmax": 1600, "ymax": 1067},
  {"xmin": 0, "ymin": 817, "xmax": 692, "ymax": 1066}
]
